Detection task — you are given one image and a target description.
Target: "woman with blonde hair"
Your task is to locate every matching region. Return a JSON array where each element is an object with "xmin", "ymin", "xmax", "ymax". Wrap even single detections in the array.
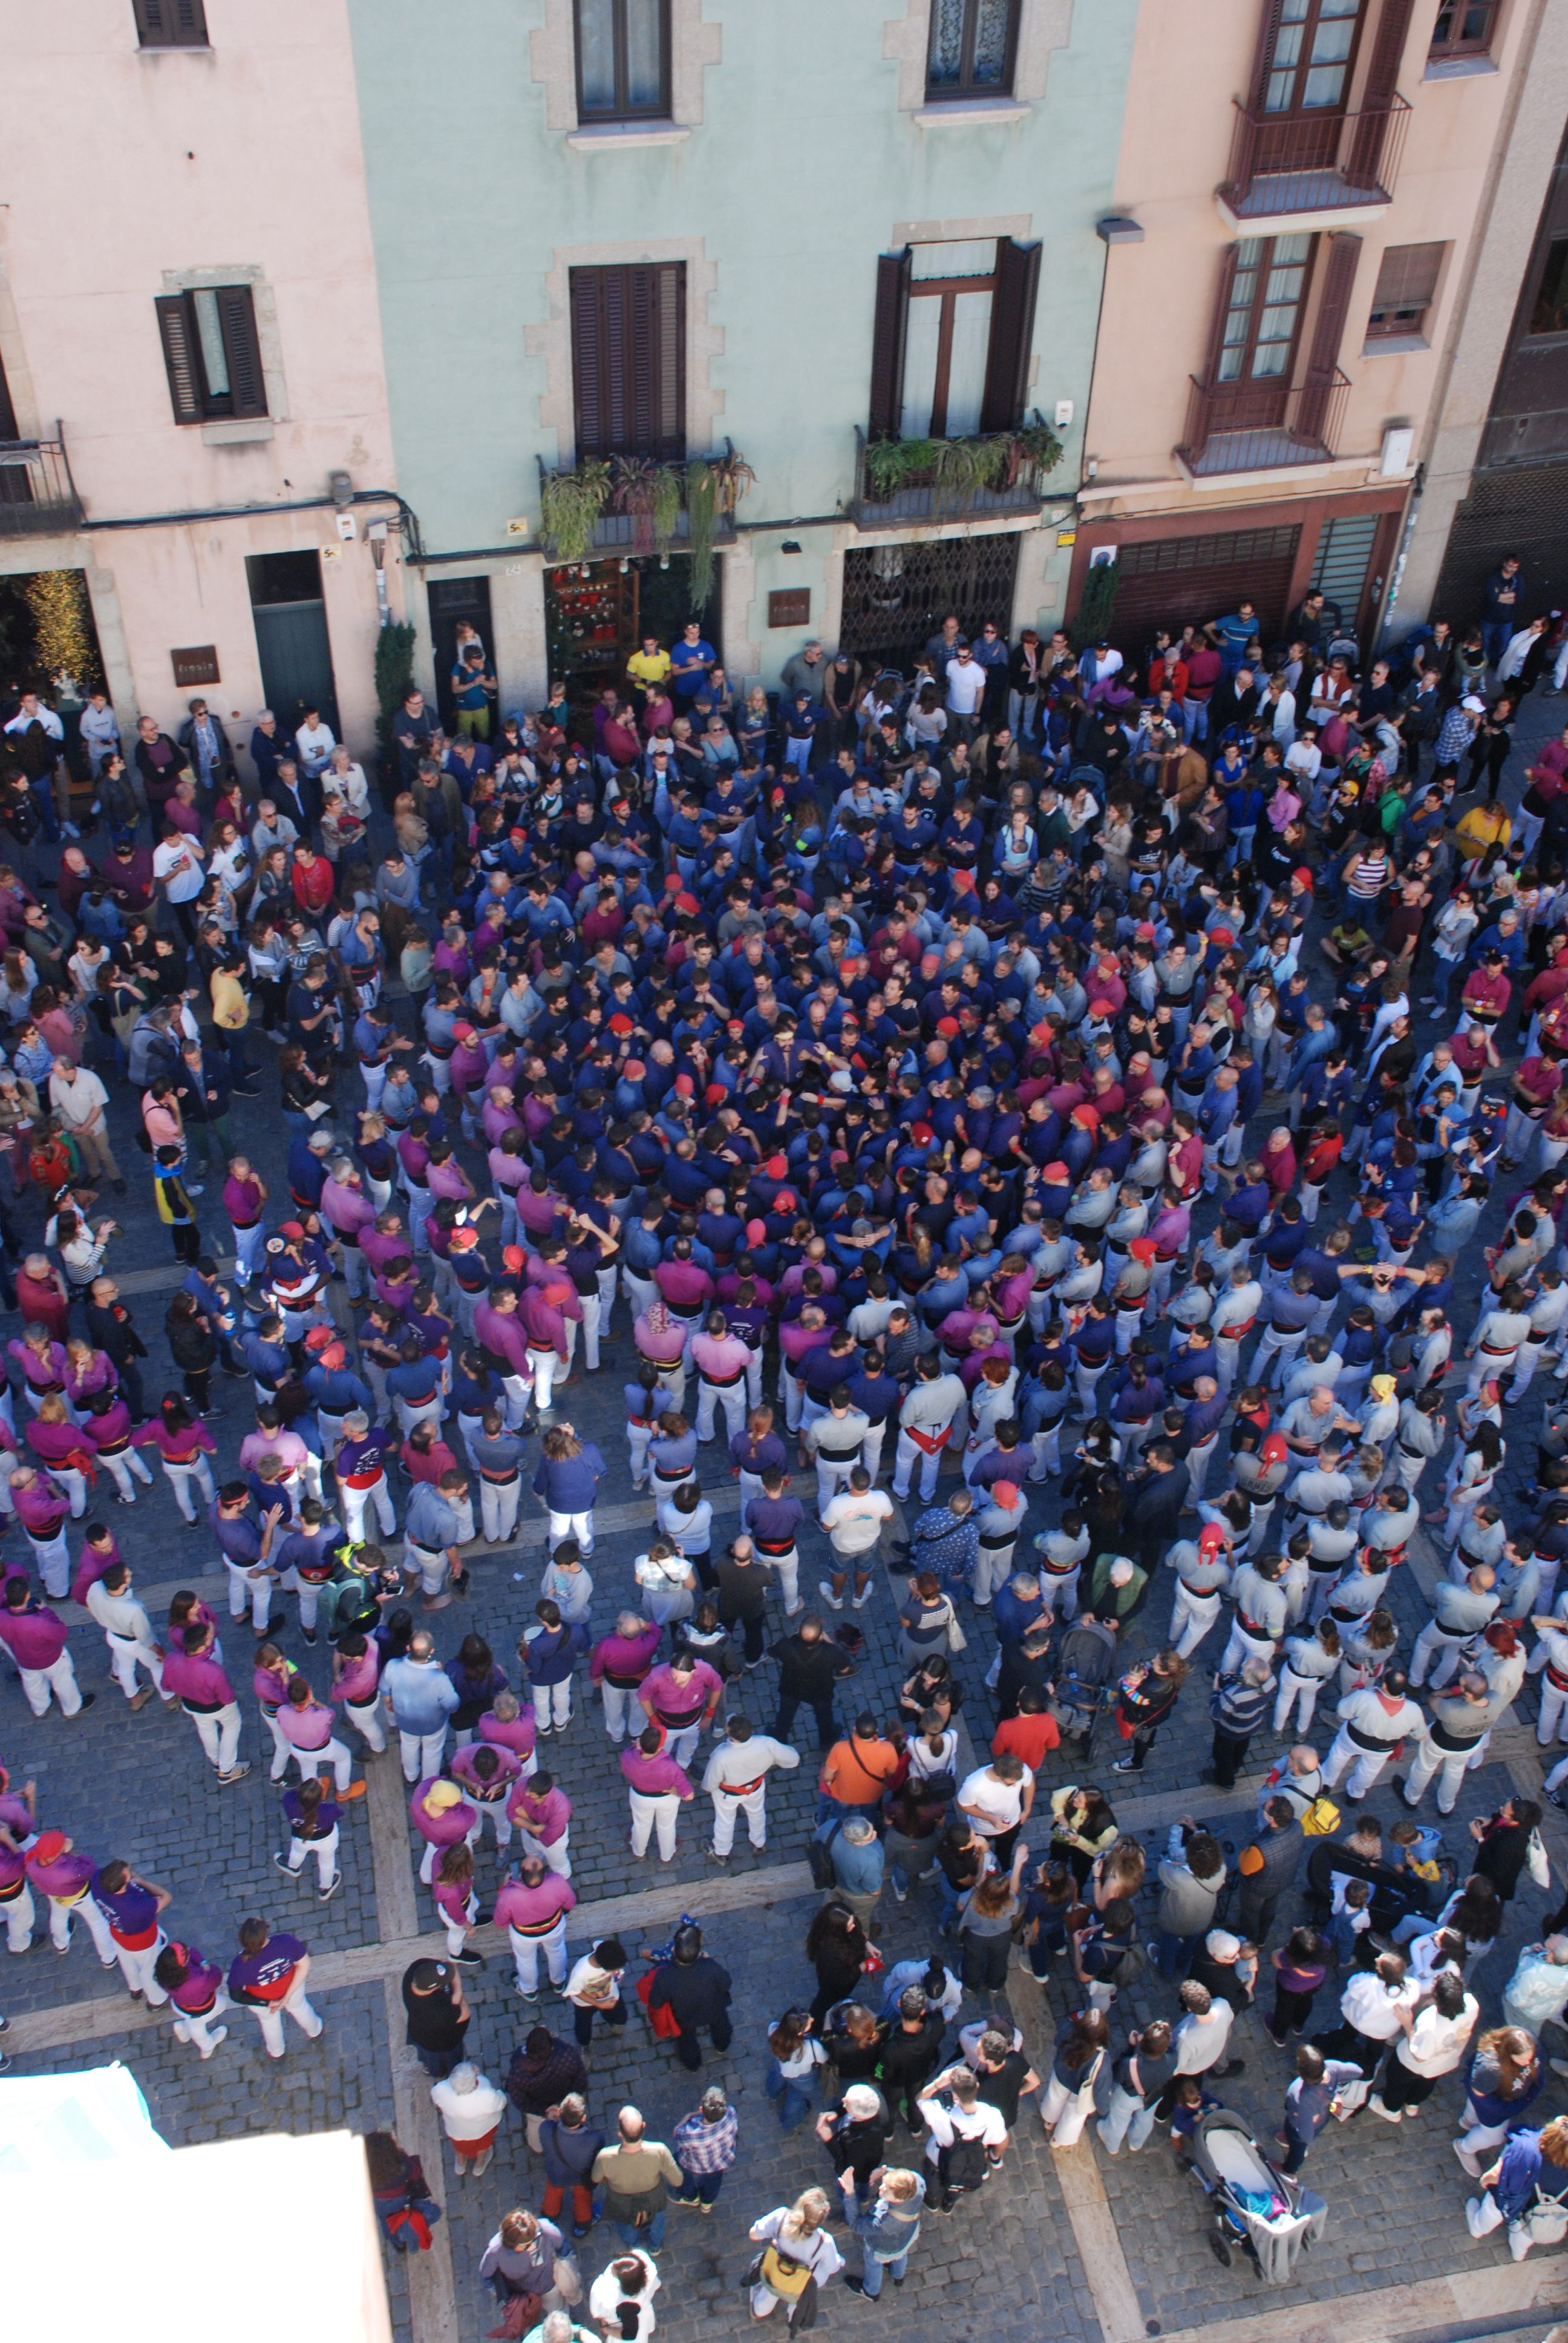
[
  {"xmin": 746, "ymin": 2187, "xmax": 843, "ymax": 2322},
  {"xmin": 1454, "ymin": 2025, "xmax": 1544, "ymax": 2172}
]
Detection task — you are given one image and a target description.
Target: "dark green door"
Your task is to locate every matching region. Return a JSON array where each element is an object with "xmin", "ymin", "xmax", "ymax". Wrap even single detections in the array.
[{"xmin": 247, "ymin": 549, "xmax": 339, "ymax": 734}]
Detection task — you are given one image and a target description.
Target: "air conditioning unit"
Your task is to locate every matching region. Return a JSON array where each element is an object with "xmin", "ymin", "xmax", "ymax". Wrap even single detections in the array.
[{"xmin": 1380, "ymin": 425, "xmax": 1414, "ymax": 477}]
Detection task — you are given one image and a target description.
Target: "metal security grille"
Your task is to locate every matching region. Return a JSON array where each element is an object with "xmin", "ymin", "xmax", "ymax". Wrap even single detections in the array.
[
  {"xmin": 838, "ymin": 532, "xmax": 1021, "ymax": 670},
  {"xmin": 1311, "ymin": 511, "xmax": 1378, "ymax": 617},
  {"xmin": 1434, "ymin": 460, "xmax": 1568, "ymax": 626},
  {"xmin": 1105, "ymin": 522, "xmax": 1301, "ymax": 650}
]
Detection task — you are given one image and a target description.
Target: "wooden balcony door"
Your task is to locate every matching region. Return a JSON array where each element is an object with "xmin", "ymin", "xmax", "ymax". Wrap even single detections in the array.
[{"xmin": 1209, "ymin": 234, "xmax": 1314, "ymax": 434}]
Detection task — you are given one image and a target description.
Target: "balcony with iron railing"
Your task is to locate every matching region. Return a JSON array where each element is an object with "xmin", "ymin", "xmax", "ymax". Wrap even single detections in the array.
[
  {"xmin": 849, "ymin": 418, "xmax": 1062, "ymax": 529},
  {"xmin": 1218, "ymin": 94, "xmax": 1411, "ymax": 224},
  {"xmin": 0, "ymin": 427, "xmax": 83, "ymax": 537},
  {"xmin": 1177, "ymin": 368, "xmax": 1351, "ymax": 480}
]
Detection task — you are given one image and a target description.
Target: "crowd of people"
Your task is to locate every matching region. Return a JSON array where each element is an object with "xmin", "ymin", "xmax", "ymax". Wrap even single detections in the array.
[{"xmin": 5, "ymin": 560, "xmax": 1568, "ymax": 2318}]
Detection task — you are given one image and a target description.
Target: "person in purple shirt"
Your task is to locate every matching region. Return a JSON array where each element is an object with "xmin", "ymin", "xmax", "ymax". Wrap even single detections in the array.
[
  {"xmin": 333, "ymin": 1412, "xmax": 399, "ymax": 1542},
  {"xmin": 154, "ymin": 1936, "xmax": 230, "ymax": 2057},
  {"xmin": 743, "ymin": 1472, "xmax": 806, "ymax": 1614},
  {"xmin": 0, "ymin": 1576, "xmax": 92, "ymax": 1717},
  {"xmin": 161, "ymin": 1622, "xmax": 249, "ymax": 1782},
  {"xmin": 730, "ymin": 1407, "xmax": 788, "ymax": 1502},
  {"xmin": 532, "ymin": 1424, "xmax": 607, "ymax": 1555},
  {"xmin": 90, "ymin": 1858, "xmax": 173, "ymax": 2001},
  {"xmin": 621, "ymin": 1723, "xmax": 694, "ymax": 1861},
  {"xmin": 226, "ymin": 1916, "xmax": 322, "ymax": 2060},
  {"xmin": 25, "ymin": 1827, "xmax": 115, "ymax": 1960},
  {"xmin": 589, "ymin": 1613, "xmax": 663, "ymax": 1743}
]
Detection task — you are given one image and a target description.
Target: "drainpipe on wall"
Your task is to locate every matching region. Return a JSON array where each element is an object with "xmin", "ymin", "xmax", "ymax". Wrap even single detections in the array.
[{"xmin": 1376, "ymin": 463, "xmax": 1425, "ymax": 653}]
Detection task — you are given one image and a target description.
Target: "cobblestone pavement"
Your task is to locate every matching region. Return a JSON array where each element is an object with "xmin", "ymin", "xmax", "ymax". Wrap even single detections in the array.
[{"xmin": 9, "ymin": 693, "xmax": 1568, "ymax": 2340}]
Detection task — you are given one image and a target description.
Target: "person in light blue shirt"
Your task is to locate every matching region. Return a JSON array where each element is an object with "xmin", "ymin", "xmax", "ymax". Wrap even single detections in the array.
[{"xmin": 383, "ymin": 1633, "xmax": 461, "ymax": 1780}]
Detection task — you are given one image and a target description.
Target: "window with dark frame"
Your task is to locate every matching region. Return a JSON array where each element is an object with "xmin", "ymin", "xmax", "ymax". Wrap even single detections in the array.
[
  {"xmin": 132, "ymin": 0, "xmax": 208, "ymax": 47},
  {"xmin": 1428, "ymin": 0, "xmax": 1497, "ymax": 59},
  {"xmin": 1365, "ymin": 240, "xmax": 1444, "ymax": 339},
  {"xmin": 574, "ymin": 0, "xmax": 670, "ymax": 122},
  {"xmin": 867, "ymin": 238, "xmax": 1040, "ymax": 442},
  {"xmin": 1259, "ymin": 0, "xmax": 1365, "ymax": 114},
  {"xmin": 1530, "ymin": 238, "xmax": 1568, "ymax": 339},
  {"xmin": 569, "ymin": 262, "xmax": 686, "ymax": 461},
  {"xmin": 925, "ymin": 0, "xmax": 1021, "ymax": 100},
  {"xmin": 1217, "ymin": 234, "xmax": 1314, "ymax": 381},
  {"xmin": 154, "ymin": 285, "xmax": 268, "ymax": 425}
]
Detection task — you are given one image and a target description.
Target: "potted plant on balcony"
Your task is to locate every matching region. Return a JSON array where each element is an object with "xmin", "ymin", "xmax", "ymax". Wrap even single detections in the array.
[
  {"xmin": 862, "ymin": 418, "xmax": 1062, "ymax": 511},
  {"xmin": 687, "ymin": 446, "xmax": 755, "ymax": 608},
  {"xmin": 539, "ymin": 459, "xmax": 612, "ymax": 563}
]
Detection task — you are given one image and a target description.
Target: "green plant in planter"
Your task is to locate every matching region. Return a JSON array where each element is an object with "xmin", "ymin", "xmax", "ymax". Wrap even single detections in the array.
[
  {"xmin": 608, "ymin": 457, "xmax": 684, "ymax": 555},
  {"xmin": 373, "ymin": 620, "xmax": 416, "ymax": 751},
  {"xmin": 1072, "ymin": 557, "xmax": 1120, "ymax": 650},
  {"xmin": 686, "ymin": 461, "xmax": 719, "ymax": 610},
  {"xmin": 540, "ymin": 461, "xmax": 610, "ymax": 562}
]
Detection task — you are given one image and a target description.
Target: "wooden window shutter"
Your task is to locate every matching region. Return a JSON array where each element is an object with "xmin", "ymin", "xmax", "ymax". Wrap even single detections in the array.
[
  {"xmin": 1297, "ymin": 231, "xmax": 1362, "ymax": 436},
  {"xmin": 1345, "ymin": 0, "xmax": 1413, "ymax": 182},
  {"xmin": 1370, "ymin": 240, "xmax": 1442, "ymax": 310},
  {"xmin": 1200, "ymin": 245, "xmax": 1245, "ymax": 387},
  {"xmin": 155, "ymin": 293, "xmax": 203, "ymax": 424},
  {"xmin": 1246, "ymin": 0, "xmax": 1292, "ymax": 110},
  {"xmin": 1359, "ymin": 0, "xmax": 1415, "ymax": 110},
  {"xmin": 570, "ymin": 266, "xmax": 607, "ymax": 460},
  {"xmin": 979, "ymin": 237, "xmax": 1041, "ymax": 434},
  {"xmin": 641, "ymin": 261, "xmax": 685, "ymax": 460},
  {"xmin": 216, "ymin": 285, "xmax": 267, "ymax": 418},
  {"xmin": 867, "ymin": 248, "xmax": 912, "ymax": 439},
  {"xmin": 134, "ymin": 0, "xmax": 208, "ymax": 45}
]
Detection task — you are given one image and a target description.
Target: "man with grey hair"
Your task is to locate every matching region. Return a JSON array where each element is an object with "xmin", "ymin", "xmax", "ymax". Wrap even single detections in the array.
[
  {"xmin": 381, "ymin": 1627, "xmax": 460, "ymax": 1781},
  {"xmin": 334, "ymin": 1409, "xmax": 398, "ymax": 1541},
  {"xmin": 827, "ymin": 1815, "xmax": 885, "ymax": 1927},
  {"xmin": 430, "ymin": 2056, "xmax": 508, "ymax": 2180}
]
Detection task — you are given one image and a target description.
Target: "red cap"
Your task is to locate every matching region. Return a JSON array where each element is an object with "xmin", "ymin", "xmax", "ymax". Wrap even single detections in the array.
[
  {"xmin": 1199, "ymin": 1522, "xmax": 1225, "ymax": 1555},
  {"xmin": 765, "ymin": 1155, "xmax": 788, "ymax": 1179},
  {"xmin": 33, "ymin": 1828, "xmax": 67, "ymax": 1865},
  {"xmin": 1042, "ymin": 1161, "xmax": 1070, "ymax": 1183},
  {"xmin": 304, "ymin": 1326, "xmax": 335, "ymax": 1353},
  {"xmin": 910, "ymin": 1122, "xmax": 935, "ymax": 1147},
  {"xmin": 319, "ymin": 1340, "xmax": 347, "ymax": 1369},
  {"xmin": 1209, "ymin": 925, "xmax": 1235, "ymax": 948},
  {"xmin": 991, "ymin": 1480, "xmax": 1019, "ymax": 1507},
  {"xmin": 452, "ymin": 1023, "xmax": 477, "ymax": 1044},
  {"xmin": 279, "ymin": 1221, "xmax": 305, "ymax": 1240},
  {"xmin": 1261, "ymin": 1432, "xmax": 1289, "ymax": 1467},
  {"xmin": 501, "ymin": 1245, "xmax": 526, "ymax": 1275},
  {"xmin": 746, "ymin": 1219, "xmax": 767, "ymax": 1246},
  {"xmin": 623, "ymin": 1059, "xmax": 645, "ymax": 1080},
  {"xmin": 774, "ymin": 1189, "xmax": 797, "ymax": 1214},
  {"xmin": 1089, "ymin": 999, "xmax": 1115, "ymax": 1019},
  {"xmin": 1072, "ymin": 1104, "xmax": 1099, "ymax": 1129},
  {"xmin": 936, "ymin": 1017, "xmax": 961, "ymax": 1037},
  {"xmin": 448, "ymin": 1228, "xmax": 479, "ymax": 1253},
  {"xmin": 1129, "ymin": 1238, "xmax": 1158, "ymax": 1264},
  {"xmin": 609, "ymin": 1014, "xmax": 635, "ymax": 1036}
]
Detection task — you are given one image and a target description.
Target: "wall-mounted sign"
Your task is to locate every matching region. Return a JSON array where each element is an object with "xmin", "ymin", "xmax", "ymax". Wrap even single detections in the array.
[
  {"xmin": 171, "ymin": 646, "xmax": 220, "ymax": 687},
  {"xmin": 768, "ymin": 588, "xmax": 812, "ymax": 629}
]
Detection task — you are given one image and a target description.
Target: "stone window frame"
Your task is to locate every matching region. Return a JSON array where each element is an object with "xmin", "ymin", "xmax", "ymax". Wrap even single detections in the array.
[
  {"xmin": 883, "ymin": 0, "xmax": 1075, "ymax": 124},
  {"xmin": 529, "ymin": 0, "xmax": 720, "ymax": 147},
  {"xmin": 160, "ymin": 261, "xmax": 287, "ymax": 444},
  {"xmin": 525, "ymin": 235, "xmax": 723, "ymax": 465}
]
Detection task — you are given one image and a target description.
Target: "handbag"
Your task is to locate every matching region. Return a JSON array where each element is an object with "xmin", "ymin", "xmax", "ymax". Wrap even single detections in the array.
[
  {"xmin": 1299, "ymin": 1794, "xmax": 1341, "ymax": 1838},
  {"xmin": 551, "ymin": 2255, "xmax": 583, "ymax": 2305},
  {"xmin": 486, "ymin": 2290, "xmax": 543, "ymax": 2340},
  {"xmin": 946, "ymin": 1613, "xmax": 969, "ymax": 1654}
]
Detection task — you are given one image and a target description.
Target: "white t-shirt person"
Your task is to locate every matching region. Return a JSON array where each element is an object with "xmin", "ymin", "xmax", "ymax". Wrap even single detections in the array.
[
  {"xmin": 153, "ymin": 831, "xmax": 205, "ymax": 903},
  {"xmin": 944, "ymin": 650, "xmax": 986, "ymax": 718},
  {"xmin": 956, "ymin": 1761, "xmax": 1033, "ymax": 1840}
]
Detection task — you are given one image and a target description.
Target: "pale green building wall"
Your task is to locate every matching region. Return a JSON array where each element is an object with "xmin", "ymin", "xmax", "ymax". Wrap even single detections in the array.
[{"xmin": 345, "ymin": 0, "xmax": 1137, "ymax": 698}]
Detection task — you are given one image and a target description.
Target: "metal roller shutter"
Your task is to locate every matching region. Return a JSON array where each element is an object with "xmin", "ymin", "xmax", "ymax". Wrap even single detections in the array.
[{"xmin": 1103, "ymin": 522, "xmax": 1302, "ymax": 653}]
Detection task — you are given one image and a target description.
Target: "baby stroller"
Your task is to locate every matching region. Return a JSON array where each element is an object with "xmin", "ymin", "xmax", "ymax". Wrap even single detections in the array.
[
  {"xmin": 1049, "ymin": 1617, "xmax": 1118, "ymax": 1758},
  {"xmin": 1186, "ymin": 2108, "xmax": 1327, "ymax": 2282}
]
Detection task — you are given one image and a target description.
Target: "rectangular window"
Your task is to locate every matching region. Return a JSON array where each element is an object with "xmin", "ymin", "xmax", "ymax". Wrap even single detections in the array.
[
  {"xmin": 1217, "ymin": 234, "xmax": 1313, "ymax": 381},
  {"xmin": 569, "ymin": 262, "xmax": 686, "ymax": 460},
  {"xmin": 1530, "ymin": 238, "xmax": 1568, "ymax": 339},
  {"xmin": 901, "ymin": 241, "xmax": 998, "ymax": 438},
  {"xmin": 1264, "ymin": 0, "xmax": 1365, "ymax": 113},
  {"xmin": 154, "ymin": 284, "xmax": 267, "ymax": 424},
  {"xmin": 574, "ymin": 0, "xmax": 670, "ymax": 121},
  {"xmin": 1429, "ymin": 0, "xmax": 1497, "ymax": 57},
  {"xmin": 1365, "ymin": 240, "xmax": 1444, "ymax": 338},
  {"xmin": 133, "ymin": 0, "xmax": 208, "ymax": 46},
  {"xmin": 925, "ymin": 0, "xmax": 1021, "ymax": 99}
]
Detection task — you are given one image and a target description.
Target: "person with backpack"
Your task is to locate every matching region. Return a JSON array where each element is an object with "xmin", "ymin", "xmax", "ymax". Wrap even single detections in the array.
[
  {"xmin": 915, "ymin": 2065, "xmax": 1006, "ymax": 2210},
  {"xmin": 1235, "ymin": 1797, "xmax": 1304, "ymax": 1946},
  {"xmin": 1466, "ymin": 2113, "xmax": 1568, "ymax": 2251},
  {"xmin": 746, "ymin": 2188, "xmax": 844, "ymax": 2321}
]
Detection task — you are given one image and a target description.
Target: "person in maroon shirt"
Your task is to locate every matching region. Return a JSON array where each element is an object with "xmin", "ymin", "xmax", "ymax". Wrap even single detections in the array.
[{"xmin": 0, "ymin": 1576, "xmax": 91, "ymax": 1717}]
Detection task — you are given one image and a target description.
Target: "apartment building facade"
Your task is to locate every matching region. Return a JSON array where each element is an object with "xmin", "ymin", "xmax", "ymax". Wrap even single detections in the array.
[
  {"xmin": 345, "ymin": 0, "xmax": 1138, "ymax": 714},
  {"xmin": 1073, "ymin": 0, "xmax": 1545, "ymax": 657},
  {"xmin": 0, "ymin": 0, "xmax": 402, "ymax": 749}
]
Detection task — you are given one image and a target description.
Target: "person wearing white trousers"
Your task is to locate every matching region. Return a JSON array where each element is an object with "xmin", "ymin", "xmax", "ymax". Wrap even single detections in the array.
[
  {"xmin": 1532, "ymin": 1618, "xmax": 1568, "ymax": 1744},
  {"xmin": 90, "ymin": 1862, "xmax": 172, "ymax": 2002},
  {"xmin": 493, "ymin": 1860, "xmax": 575, "ymax": 1997},
  {"xmin": 1038, "ymin": 2051, "xmax": 1106, "ymax": 2146},
  {"xmin": 160, "ymin": 1450, "xmax": 218, "ymax": 1525},
  {"xmin": 478, "ymin": 1467, "xmax": 522, "ymax": 1545},
  {"xmin": 629, "ymin": 1787, "xmax": 683, "ymax": 1862},
  {"xmin": 235, "ymin": 1959, "xmax": 324, "ymax": 2059},
  {"xmin": 86, "ymin": 1568, "xmax": 168, "ymax": 1706},
  {"xmin": 339, "ymin": 1467, "xmax": 397, "ymax": 1544},
  {"xmin": 1401, "ymin": 1681, "xmax": 1493, "ymax": 1814},
  {"xmin": 1319, "ymin": 1682, "xmax": 1423, "ymax": 1799},
  {"xmin": 159, "ymin": 1948, "xmax": 232, "ymax": 2059},
  {"xmin": 13, "ymin": 1642, "xmax": 87, "ymax": 1720},
  {"xmin": 98, "ymin": 1441, "xmax": 155, "ymax": 1504},
  {"xmin": 278, "ymin": 1799, "xmax": 341, "ymax": 1894}
]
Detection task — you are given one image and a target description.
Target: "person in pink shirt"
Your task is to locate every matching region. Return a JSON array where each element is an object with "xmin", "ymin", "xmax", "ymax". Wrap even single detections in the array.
[
  {"xmin": 130, "ymin": 1396, "xmax": 218, "ymax": 1522},
  {"xmin": 8, "ymin": 1464, "xmax": 73, "ymax": 1596},
  {"xmin": 24, "ymin": 1826, "xmax": 116, "ymax": 1961},
  {"xmin": 24, "ymin": 1396, "xmax": 99, "ymax": 1516},
  {"xmin": 0, "ymin": 1575, "xmax": 91, "ymax": 1715},
  {"xmin": 223, "ymin": 1156, "xmax": 270, "ymax": 1282},
  {"xmin": 451, "ymin": 1737, "xmax": 521, "ymax": 1852},
  {"xmin": 277, "ymin": 1674, "xmax": 367, "ymax": 1801},
  {"xmin": 8, "ymin": 1326, "xmax": 68, "ymax": 1411},
  {"xmin": 590, "ymin": 1614, "xmax": 662, "ymax": 1743},
  {"xmin": 639, "ymin": 1650, "xmax": 724, "ymax": 1768},
  {"xmin": 330, "ymin": 1631, "xmax": 387, "ymax": 1753},
  {"xmin": 432, "ymin": 1840, "xmax": 483, "ymax": 1963},
  {"xmin": 691, "ymin": 1312, "xmax": 753, "ymax": 1446},
  {"xmin": 478, "ymin": 1688, "xmax": 538, "ymax": 1774},
  {"xmin": 474, "ymin": 1283, "xmax": 535, "ymax": 1429},
  {"xmin": 518, "ymin": 1279, "xmax": 576, "ymax": 1414},
  {"xmin": 508, "ymin": 1771, "xmax": 572, "ymax": 1876},
  {"xmin": 621, "ymin": 1724, "xmax": 695, "ymax": 1862},
  {"xmin": 653, "ymin": 1242, "xmax": 715, "ymax": 1340},
  {"xmin": 71, "ymin": 1519, "xmax": 123, "ymax": 1605},
  {"xmin": 320, "ymin": 1158, "xmax": 377, "ymax": 1300},
  {"xmin": 0, "ymin": 1766, "xmax": 38, "ymax": 1953},
  {"xmin": 633, "ymin": 1299, "xmax": 689, "ymax": 1414},
  {"xmin": 411, "ymin": 1775, "xmax": 479, "ymax": 1885},
  {"xmin": 491, "ymin": 1850, "xmax": 577, "ymax": 1997},
  {"xmin": 162, "ymin": 1620, "xmax": 249, "ymax": 1781}
]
